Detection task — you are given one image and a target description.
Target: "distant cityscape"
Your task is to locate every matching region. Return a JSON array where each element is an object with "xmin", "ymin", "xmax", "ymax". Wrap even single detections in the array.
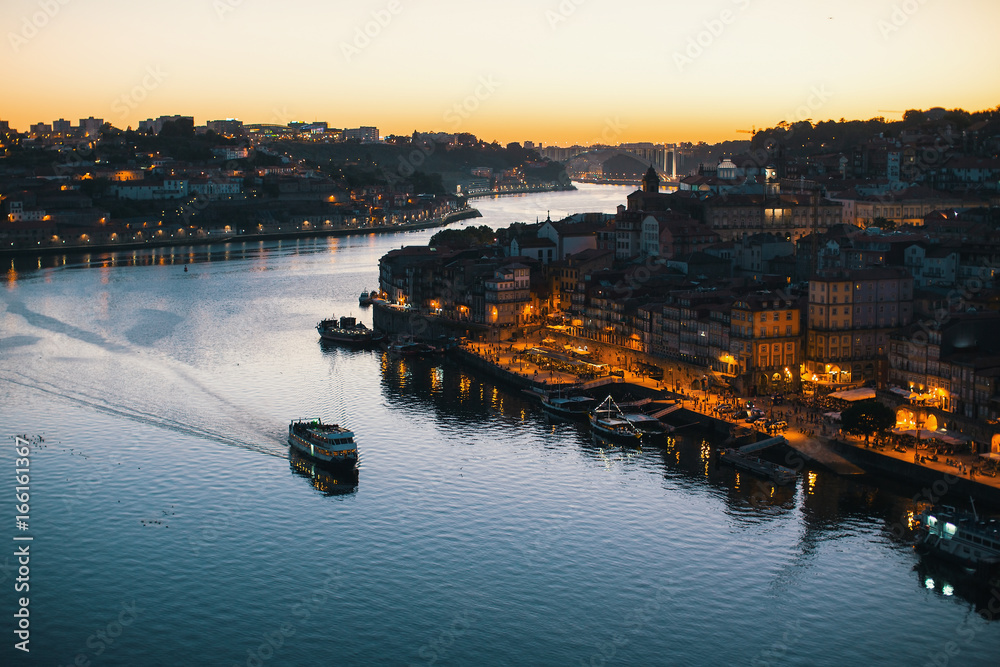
[
  {"xmin": 5, "ymin": 106, "xmax": 1000, "ymax": 453},
  {"xmin": 370, "ymin": 105, "xmax": 1000, "ymax": 454},
  {"xmin": 0, "ymin": 114, "xmax": 574, "ymax": 251}
]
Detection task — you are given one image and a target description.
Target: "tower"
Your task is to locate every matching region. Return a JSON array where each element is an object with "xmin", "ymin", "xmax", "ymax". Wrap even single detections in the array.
[{"xmin": 642, "ymin": 166, "xmax": 660, "ymax": 193}]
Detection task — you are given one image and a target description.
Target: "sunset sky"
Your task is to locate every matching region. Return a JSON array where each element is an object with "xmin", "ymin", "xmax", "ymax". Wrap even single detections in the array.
[{"xmin": 3, "ymin": 0, "xmax": 997, "ymax": 145}]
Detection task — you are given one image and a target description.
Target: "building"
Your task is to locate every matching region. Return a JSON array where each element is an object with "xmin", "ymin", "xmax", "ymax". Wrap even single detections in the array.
[
  {"xmin": 888, "ymin": 313, "xmax": 1000, "ymax": 446},
  {"xmin": 210, "ymin": 146, "xmax": 250, "ymax": 161},
  {"xmin": 642, "ymin": 213, "xmax": 720, "ymax": 259},
  {"xmin": 730, "ymin": 293, "xmax": 802, "ymax": 393},
  {"xmin": 484, "ymin": 263, "xmax": 531, "ymax": 327},
  {"xmin": 344, "ymin": 127, "xmax": 379, "ymax": 143},
  {"xmin": 111, "ymin": 178, "xmax": 189, "ymax": 200},
  {"xmin": 805, "ymin": 267, "xmax": 913, "ymax": 387},
  {"xmin": 188, "ymin": 178, "xmax": 242, "ymax": 200},
  {"xmin": 138, "ymin": 115, "xmax": 194, "ymax": 135},
  {"xmin": 80, "ymin": 117, "xmax": 103, "ymax": 136},
  {"xmin": 207, "ymin": 119, "xmax": 245, "ymax": 138}
]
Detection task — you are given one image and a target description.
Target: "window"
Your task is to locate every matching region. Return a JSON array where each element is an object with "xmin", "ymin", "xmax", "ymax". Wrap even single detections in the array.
[
  {"xmin": 786, "ymin": 325, "xmax": 792, "ymax": 335},
  {"xmin": 786, "ymin": 312, "xmax": 793, "ymax": 320}
]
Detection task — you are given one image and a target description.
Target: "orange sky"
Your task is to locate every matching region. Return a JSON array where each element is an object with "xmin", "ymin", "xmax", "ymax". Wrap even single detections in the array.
[{"xmin": 2, "ymin": 0, "xmax": 997, "ymax": 145}]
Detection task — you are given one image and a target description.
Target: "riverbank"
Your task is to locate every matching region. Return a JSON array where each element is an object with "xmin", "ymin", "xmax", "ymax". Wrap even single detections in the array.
[
  {"xmin": 463, "ymin": 184, "xmax": 577, "ymax": 200},
  {"xmin": 0, "ymin": 207, "xmax": 483, "ymax": 259},
  {"xmin": 448, "ymin": 328, "xmax": 1000, "ymax": 506}
]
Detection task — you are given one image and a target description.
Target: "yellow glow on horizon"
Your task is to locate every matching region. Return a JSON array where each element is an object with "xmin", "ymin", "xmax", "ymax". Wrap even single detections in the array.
[{"xmin": 1, "ymin": 0, "xmax": 997, "ymax": 145}]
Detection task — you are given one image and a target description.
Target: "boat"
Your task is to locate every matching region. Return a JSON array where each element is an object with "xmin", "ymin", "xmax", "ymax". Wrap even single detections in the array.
[
  {"xmin": 288, "ymin": 418, "xmax": 358, "ymax": 464},
  {"xmin": 621, "ymin": 413, "xmax": 673, "ymax": 438},
  {"xmin": 589, "ymin": 395, "xmax": 643, "ymax": 442},
  {"xmin": 915, "ymin": 504, "xmax": 1000, "ymax": 574},
  {"xmin": 359, "ymin": 289, "xmax": 379, "ymax": 306},
  {"xmin": 317, "ymin": 315, "xmax": 384, "ymax": 347},
  {"xmin": 288, "ymin": 446, "xmax": 358, "ymax": 495},
  {"xmin": 718, "ymin": 448, "xmax": 797, "ymax": 485},
  {"xmin": 386, "ymin": 334, "xmax": 438, "ymax": 356},
  {"xmin": 540, "ymin": 393, "xmax": 596, "ymax": 421}
]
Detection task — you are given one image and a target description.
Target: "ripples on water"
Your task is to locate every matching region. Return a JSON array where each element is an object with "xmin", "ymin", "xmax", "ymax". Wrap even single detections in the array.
[{"xmin": 2, "ymin": 186, "xmax": 999, "ymax": 665}]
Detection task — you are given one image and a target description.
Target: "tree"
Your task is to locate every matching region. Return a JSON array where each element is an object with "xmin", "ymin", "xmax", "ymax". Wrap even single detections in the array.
[
  {"xmin": 840, "ymin": 399, "xmax": 895, "ymax": 446},
  {"xmin": 870, "ymin": 216, "xmax": 895, "ymax": 231}
]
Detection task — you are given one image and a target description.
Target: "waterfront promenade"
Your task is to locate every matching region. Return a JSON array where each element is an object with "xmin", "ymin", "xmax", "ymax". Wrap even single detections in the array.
[
  {"xmin": 460, "ymin": 327, "xmax": 1000, "ymax": 503},
  {"xmin": 0, "ymin": 207, "xmax": 482, "ymax": 258}
]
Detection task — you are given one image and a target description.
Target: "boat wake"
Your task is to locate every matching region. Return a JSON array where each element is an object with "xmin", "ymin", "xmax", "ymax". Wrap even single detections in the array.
[{"xmin": 2, "ymin": 371, "xmax": 287, "ymax": 458}]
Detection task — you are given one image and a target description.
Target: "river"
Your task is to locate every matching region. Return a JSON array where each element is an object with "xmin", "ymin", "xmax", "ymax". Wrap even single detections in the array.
[{"xmin": 1, "ymin": 183, "xmax": 998, "ymax": 666}]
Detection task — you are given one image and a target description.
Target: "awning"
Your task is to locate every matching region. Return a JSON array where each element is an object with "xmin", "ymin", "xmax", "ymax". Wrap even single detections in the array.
[{"xmin": 828, "ymin": 388, "xmax": 876, "ymax": 401}]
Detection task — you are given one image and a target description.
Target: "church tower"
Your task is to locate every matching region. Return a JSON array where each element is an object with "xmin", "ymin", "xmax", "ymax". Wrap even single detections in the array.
[{"xmin": 642, "ymin": 166, "xmax": 660, "ymax": 193}]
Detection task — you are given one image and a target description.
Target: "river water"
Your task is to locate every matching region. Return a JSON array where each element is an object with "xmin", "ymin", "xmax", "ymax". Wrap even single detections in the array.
[{"xmin": 1, "ymin": 183, "xmax": 998, "ymax": 666}]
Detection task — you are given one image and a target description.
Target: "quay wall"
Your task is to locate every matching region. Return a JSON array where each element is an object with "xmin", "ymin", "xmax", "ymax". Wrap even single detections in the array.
[
  {"xmin": 452, "ymin": 348, "xmax": 549, "ymax": 392},
  {"xmin": 830, "ymin": 441, "xmax": 1000, "ymax": 506},
  {"xmin": 372, "ymin": 303, "xmax": 475, "ymax": 341}
]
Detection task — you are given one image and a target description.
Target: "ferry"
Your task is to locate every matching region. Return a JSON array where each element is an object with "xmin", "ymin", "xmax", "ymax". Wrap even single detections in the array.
[
  {"xmin": 916, "ymin": 505, "xmax": 1000, "ymax": 573},
  {"xmin": 287, "ymin": 418, "xmax": 358, "ymax": 464},
  {"xmin": 589, "ymin": 396, "xmax": 643, "ymax": 442},
  {"xmin": 317, "ymin": 315, "xmax": 384, "ymax": 347},
  {"xmin": 288, "ymin": 446, "xmax": 358, "ymax": 495}
]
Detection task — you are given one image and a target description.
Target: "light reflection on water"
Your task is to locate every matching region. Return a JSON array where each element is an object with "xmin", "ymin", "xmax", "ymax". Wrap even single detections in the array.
[{"xmin": 1, "ymin": 185, "xmax": 998, "ymax": 666}]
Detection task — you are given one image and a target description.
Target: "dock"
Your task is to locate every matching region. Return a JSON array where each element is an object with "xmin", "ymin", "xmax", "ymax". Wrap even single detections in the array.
[
  {"xmin": 783, "ymin": 431, "xmax": 865, "ymax": 475},
  {"xmin": 648, "ymin": 403, "xmax": 682, "ymax": 419},
  {"xmin": 738, "ymin": 435, "xmax": 786, "ymax": 454},
  {"xmin": 718, "ymin": 448, "xmax": 797, "ymax": 485}
]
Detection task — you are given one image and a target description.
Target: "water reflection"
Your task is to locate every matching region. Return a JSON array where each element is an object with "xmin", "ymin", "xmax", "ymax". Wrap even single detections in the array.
[
  {"xmin": 915, "ymin": 558, "xmax": 1000, "ymax": 619},
  {"xmin": 288, "ymin": 447, "xmax": 359, "ymax": 496},
  {"xmin": 6, "ymin": 238, "xmax": 341, "ymax": 274}
]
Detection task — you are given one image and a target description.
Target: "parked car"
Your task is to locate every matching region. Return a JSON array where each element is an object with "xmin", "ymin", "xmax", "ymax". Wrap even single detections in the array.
[{"xmin": 716, "ymin": 404, "xmax": 735, "ymax": 414}]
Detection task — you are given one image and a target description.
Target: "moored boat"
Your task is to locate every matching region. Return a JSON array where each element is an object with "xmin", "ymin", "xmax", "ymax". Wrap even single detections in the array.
[
  {"xmin": 541, "ymin": 393, "xmax": 596, "ymax": 421},
  {"xmin": 621, "ymin": 413, "xmax": 673, "ymax": 438},
  {"xmin": 317, "ymin": 315, "xmax": 384, "ymax": 347},
  {"xmin": 916, "ymin": 505, "xmax": 1000, "ymax": 573},
  {"xmin": 589, "ymin": 395, "xmax": 643, "ymax": 442},
  {"xmin": 288, "ymin": 418, "xmax": 358, "ymax": 464},
  {"xmin": 386, "ymin": 334, "xmax": 439, "ymax": 356},
  {"xmin": 359, "ymin": 289, "xmax": 379, "ymax": 306}
]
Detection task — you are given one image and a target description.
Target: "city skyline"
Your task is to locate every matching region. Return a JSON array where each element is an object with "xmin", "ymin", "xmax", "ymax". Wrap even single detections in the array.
[{"xmin": 2, "ymin": 0, "xmax": 998, "ymax": 144}]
